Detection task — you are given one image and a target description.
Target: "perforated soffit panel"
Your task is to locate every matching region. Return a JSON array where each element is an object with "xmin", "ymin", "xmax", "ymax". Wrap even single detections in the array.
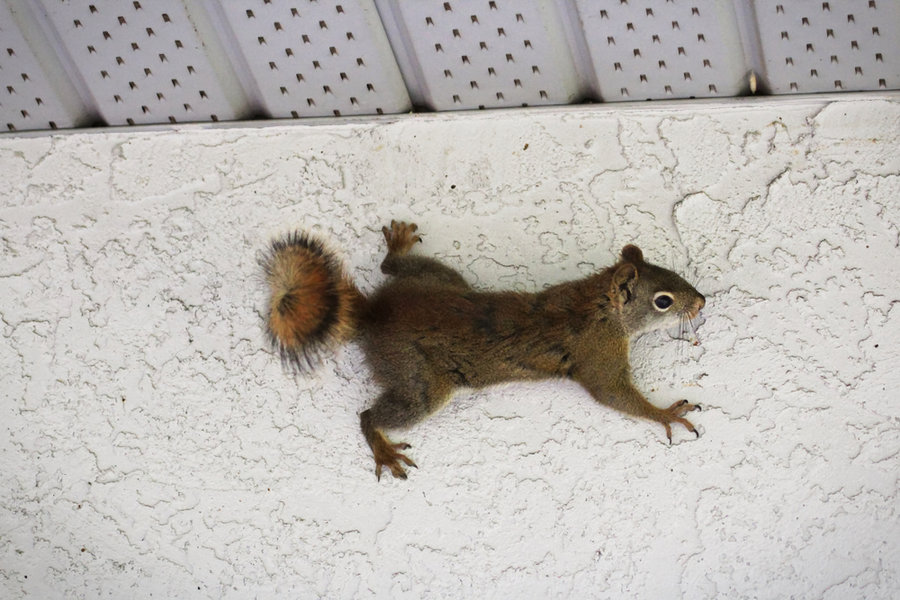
[{"xmin": 1, "ymin": 0, "xmax": 898, "ymax": 132}]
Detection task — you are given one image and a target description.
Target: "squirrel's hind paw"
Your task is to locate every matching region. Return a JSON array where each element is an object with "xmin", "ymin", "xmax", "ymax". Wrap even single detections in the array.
[{"xmin": 372, "ymin": 437, "xmax": 418, "ymax": 481}]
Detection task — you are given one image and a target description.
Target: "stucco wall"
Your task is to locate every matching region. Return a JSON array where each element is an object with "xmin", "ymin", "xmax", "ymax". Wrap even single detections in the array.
[{"xmin": 1, "ymin": 94, "xmax": 898, "ymax": 599}]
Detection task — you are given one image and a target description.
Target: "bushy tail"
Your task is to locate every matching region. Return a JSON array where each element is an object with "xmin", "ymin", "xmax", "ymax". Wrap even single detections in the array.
[{"xmin": 261, "ymin": 231, "xmax": 365, "ymax": 370}]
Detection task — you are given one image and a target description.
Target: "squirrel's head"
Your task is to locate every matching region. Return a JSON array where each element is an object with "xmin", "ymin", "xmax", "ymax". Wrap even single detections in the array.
[{"xmin": 608, "ymin": 244, "xmax": 705, "ymax": 338}]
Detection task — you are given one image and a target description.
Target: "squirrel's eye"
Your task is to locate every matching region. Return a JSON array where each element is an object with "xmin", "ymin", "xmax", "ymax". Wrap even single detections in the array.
[{"xmin": 653, "ymin": 293, "xmax": 674, "ymax": 311}]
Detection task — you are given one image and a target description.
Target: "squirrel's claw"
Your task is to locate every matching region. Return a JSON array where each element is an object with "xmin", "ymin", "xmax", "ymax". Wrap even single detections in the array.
[
  {"xmin": 660, "ymin": 399, "xmax": 701, "ymax": 444},
  {"xmin": 372, "ymin": 438, "xmax": 417, "ymax": 481}
]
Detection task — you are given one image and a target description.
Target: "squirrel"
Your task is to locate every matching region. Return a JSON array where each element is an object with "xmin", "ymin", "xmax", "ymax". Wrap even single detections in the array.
[{"xmin": 262, "ymin": 220, "xmax": 706, "ymax": 480}]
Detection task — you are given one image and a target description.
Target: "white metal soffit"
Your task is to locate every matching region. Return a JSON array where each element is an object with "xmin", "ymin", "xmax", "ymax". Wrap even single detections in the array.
[{"xmin": 1, "ymin": 0, "xmax": 898, "ymax": 133}]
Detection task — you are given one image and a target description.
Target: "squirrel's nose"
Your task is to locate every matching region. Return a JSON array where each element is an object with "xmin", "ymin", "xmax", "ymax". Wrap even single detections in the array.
[
  {"xmin": 696, "ymin": 294, "xmax": 706, "ymax": 311},
  {"xmin": 688, "ymin": 295, "xmax": 705, "ymax": 319}
]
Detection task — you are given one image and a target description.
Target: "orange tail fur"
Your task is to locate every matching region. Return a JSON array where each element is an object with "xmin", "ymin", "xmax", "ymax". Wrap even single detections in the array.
[{"xmin": 261, "ymin": 231, "xmax": 364, "ymax": 370}]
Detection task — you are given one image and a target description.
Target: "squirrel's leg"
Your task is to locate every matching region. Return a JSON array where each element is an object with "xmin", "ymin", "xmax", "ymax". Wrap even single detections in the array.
[
  {"xmin": 381, "ymin": 220, "xmax": 470, "ymax": 289},
  {"xmin": 577, "ymin": 368, "xmax": 701, "ymax": 443},
  {"xmin": 360, "ymin": 378, "xmax": 453, "ymax": 480}
]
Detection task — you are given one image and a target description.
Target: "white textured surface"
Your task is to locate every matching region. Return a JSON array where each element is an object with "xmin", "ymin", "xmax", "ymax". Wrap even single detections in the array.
[{"xmin": 1, "ymin": 94, "xmax": 899, "ymax": 599}]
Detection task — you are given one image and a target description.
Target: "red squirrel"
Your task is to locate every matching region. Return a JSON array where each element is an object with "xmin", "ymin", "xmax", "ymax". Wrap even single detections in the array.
[{"xmin": 263, "ymin": 221, "xmax": 706, "ymax": 480}]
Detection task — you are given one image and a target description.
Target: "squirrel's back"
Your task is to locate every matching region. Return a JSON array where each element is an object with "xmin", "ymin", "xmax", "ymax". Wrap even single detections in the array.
[{"xmin": 261, "ymin": 231, "xmax": 363, "ymax": 369}]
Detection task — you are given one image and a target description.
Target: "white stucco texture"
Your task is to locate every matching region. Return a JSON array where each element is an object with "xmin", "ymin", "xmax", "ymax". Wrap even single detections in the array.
[{"xmin": 1, "ymin": 94, "xmax": 899, "ymax": 599}]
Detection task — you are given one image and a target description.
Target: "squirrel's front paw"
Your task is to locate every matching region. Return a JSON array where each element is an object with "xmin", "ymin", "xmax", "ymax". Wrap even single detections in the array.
[
  {"xmin": 382, "ymin": 220, "xmax": 422, "ymax": 255},
  {"xmin": 658, "ymin": 399, "xmax": 701, "ymax": 444}
]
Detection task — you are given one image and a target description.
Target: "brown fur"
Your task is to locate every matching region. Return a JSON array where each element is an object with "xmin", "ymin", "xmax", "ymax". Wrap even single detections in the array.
[{"xmin": 264, "ymin": 221, "xmax": 706, "ymax": 479}]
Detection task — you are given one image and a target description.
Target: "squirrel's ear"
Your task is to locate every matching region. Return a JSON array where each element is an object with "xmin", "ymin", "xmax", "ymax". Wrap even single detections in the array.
[
  {"xmin": 621, "ymin": 244, "xmax": 644, "ymax": 264},
  {"xmin": 610, "ymin": 263, "xmax": 639, "ymax": 308}
]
